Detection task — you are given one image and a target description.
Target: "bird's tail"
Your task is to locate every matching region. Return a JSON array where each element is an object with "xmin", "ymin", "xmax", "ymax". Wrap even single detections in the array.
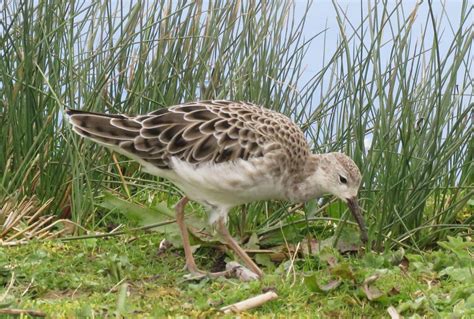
[{"xmin": 66, "ymin": 108, "xmax": 142, "ymax": 147}]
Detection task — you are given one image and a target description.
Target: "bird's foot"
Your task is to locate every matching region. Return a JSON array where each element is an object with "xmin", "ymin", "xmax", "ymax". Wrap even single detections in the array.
[
  {"xmin": 226, "ymin": 261, "xmax": 260, "ymax": 281},
  {"xmin": 183, "ymin": 264, "xmax": 231, "ymax": 280},
  {"xmin": 183, "ymin": 262, "xmax": 260, "ymax": 281}
]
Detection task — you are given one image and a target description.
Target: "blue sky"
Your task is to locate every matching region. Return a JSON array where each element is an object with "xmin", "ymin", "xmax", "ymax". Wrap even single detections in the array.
[
  {"xmin": 290, "ymin": 1, "xmax": 470, "ymax": 150},
  {"xmin": 294, "ymin": 0, "xmax": 468, "ymax": 83}
]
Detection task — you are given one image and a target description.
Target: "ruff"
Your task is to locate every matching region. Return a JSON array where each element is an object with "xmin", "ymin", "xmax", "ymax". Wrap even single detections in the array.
[{"xmin": 67, "ymin": 100, "xmax": 368, "ymax": 278}]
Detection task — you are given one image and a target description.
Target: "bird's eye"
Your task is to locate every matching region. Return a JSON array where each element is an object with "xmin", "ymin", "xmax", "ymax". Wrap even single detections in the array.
[{"xmin": 339, "ymin": 175, "xmax": 347, "ymax": 184}]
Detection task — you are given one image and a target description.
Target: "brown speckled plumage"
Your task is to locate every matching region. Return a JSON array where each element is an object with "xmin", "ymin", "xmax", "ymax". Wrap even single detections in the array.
[
  {"xmin": 67, "ymin": 100, "xmax": 368, "ymax": 278},
  {"xmin": 68, "ymin": 100, "xmax": 309, "ymax": 174}
]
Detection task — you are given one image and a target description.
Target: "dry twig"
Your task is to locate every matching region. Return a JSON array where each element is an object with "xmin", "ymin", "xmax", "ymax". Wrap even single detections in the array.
[
  {"xmin": 220, "ymin": 291, "xmax": 278, "ymax": 314},
  {"xmin": 0, "ymin": 309, "xmax": 46, "ymax": 317}
]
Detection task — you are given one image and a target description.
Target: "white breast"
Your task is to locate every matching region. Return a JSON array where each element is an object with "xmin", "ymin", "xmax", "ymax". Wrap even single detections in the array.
[
  {"xmin": 140, "ymin": 156, "xmax": 286, "ymax": 224},
  {"xmin": 167, "ymin": 157, "xmax": 285, "ymax": 206}
]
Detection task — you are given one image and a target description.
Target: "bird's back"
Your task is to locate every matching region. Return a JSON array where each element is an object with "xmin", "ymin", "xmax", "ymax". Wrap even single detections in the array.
[{"xmin": 67, "ymin": 100, "xmax": 310, "ymax": 174}]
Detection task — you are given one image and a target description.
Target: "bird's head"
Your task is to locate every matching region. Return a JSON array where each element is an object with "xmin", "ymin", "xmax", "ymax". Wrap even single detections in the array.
[
  {"xmin": 318, "ymin": 152, "xmax": 361, "ymax": 200},
  {"xmin": 304, "ymin": 152, "xmax": 368, "ymax": 243}
]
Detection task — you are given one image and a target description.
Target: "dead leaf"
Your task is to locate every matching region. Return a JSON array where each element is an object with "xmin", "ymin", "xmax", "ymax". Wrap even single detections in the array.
[
  {"xmin": 387, "ymin": 305, "xmax": 401, "ymax": 319},
  {"xmin": 319, "ymin": 279, "xmax": 342, "ymax": 292},
  {"xmin": 304, "ymin": 274, "xmax": 342, "ymax": 293},
  {"xmin": 327, "ymin": 255, "xmax": 338, "ymax": 267},
  {"xmin": 363, "ymin": 274, "xmax": 384, "ymax": 301},
  {"xmin": 388, "ymin": 287, "xmax": 400, "ymax": 296},
  {"xmin": 300, "ymin": 238, "xmax": 319, "ymax": 256},
  {"xmin": 399, "ymin": 256, "xmax": 409, "ymax": 273}
]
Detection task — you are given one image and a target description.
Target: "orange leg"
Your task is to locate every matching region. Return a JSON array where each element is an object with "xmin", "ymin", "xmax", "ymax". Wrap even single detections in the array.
[
  {"xmin": 175, "ymin": 197, "xmax": 228, "ymax": 278},
  {"xmin": 216, "ymin": 217, "xmax": 264, "ymax": 278}
]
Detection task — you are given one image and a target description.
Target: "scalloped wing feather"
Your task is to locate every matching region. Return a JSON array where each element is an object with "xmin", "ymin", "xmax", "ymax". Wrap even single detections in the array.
[{"xmin": 66, "ymin": 100, "xmax": 310, "ymax": 173}]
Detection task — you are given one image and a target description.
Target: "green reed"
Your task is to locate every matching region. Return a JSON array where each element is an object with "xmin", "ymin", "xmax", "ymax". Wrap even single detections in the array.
[{"xmin": 0, "ymin": 0, "xmax": 471, "ymax": 248}]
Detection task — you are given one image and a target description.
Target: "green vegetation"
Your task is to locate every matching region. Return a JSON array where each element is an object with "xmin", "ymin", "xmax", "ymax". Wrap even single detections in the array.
[
  {"xmin": 1, "ymin": 0, "xmax": 471, "ymax": 247},
  {"xmin": 0, "ymin": 0, "xmax": 472, "ymax": 317},
  {"xmin": 0, "ymin": 235, "xmax": 472, "ymax": 317}
]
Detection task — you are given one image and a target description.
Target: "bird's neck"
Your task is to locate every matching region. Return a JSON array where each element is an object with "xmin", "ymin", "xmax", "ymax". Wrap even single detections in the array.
[{"xmin": 284, "ymin": 154, "xmax": 327, "ymax": 202}]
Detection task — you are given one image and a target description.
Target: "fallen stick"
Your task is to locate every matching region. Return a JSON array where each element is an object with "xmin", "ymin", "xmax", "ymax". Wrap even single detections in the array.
[
  {"xmin": 0, "ymin": 308, "xmax": 46, "ymax": 317},
  {"xmin": 220, "ymin": 291, "xmax": 278, "ymax": 314}
]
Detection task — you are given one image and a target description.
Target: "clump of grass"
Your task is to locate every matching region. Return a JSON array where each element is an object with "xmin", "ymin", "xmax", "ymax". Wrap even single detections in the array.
[
  {"xmin": 322, "ymin": 1, "xmax": 472, "ymax": 248},
  {"xmin": 235, "ymin": 1, "xmax": 473, "ymax": 249},
  {"xmin": 1, "ymin": 0, "xmax": 314, "ymax": 227},
  {"xmin": 0, "ymin": 0, "xmax": 472, "ymax": 248},
  {"xmin": 1, "ymin": 235, "xmax": 472, "ymax": 317}
]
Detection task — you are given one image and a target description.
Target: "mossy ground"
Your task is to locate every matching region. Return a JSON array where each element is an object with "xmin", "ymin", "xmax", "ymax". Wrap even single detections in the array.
[{"xmin": 0, "ymin": 234, "xmax": 472, "ymax": 318}]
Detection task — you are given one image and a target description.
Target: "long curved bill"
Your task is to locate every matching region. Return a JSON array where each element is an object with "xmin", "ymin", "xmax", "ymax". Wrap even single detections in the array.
[{"xmin": 347, "ymin": 197, "xmax": 368, "ymax": 243}]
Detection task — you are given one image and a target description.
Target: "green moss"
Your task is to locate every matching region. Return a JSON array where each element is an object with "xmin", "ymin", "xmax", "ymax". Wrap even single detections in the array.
[{"xmin": 0, "ymin": 235, "xmax": 472, "ymax": 318}]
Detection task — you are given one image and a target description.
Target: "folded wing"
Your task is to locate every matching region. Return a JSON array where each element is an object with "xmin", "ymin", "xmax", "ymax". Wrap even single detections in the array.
[{"xmin": 66, "ymin": 101, "xmax": 267, "ymax": 169}]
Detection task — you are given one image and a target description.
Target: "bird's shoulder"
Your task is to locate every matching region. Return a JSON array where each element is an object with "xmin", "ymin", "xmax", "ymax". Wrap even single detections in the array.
[{"xmin": 124, "ymin": 100, "xmax": 309, "ymax": 169}]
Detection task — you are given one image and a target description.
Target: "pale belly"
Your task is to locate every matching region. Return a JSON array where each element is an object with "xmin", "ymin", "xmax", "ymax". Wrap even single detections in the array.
[
  {"xmin": 141, "ymin": 157, "xmax": 285, "ymax": 208},
  {"xmin": 171, "ymin": 157, "xmax": 285, "ymax": 206}
]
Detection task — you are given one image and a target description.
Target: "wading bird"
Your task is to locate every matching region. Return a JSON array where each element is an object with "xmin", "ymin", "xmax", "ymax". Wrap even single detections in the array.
[{"xmin": 67, "ymin": 100, "xmax": 367, "ymax": 278}]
